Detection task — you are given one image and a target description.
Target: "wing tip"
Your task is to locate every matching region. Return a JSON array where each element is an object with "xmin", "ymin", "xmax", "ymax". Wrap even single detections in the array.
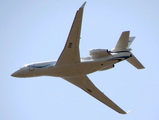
[
  {"xmin": 119, "ymin": 110, "xmax": 131, "ymax": 114},
  {"xmin": 80, "ymin": 1, "xmax": 86, "ymax": 9}
]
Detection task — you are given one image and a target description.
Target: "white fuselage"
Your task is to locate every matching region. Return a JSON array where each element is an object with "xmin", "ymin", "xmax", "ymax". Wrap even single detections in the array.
[
  {"xmin": 10, "ymin": 2, "xmax": 145, "ymax": 114},
  {"xmin": 12, "ymin": 52, "xmax": 131, "ymax": 78}
]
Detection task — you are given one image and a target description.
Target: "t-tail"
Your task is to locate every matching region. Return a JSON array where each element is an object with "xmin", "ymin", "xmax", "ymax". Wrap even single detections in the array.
[{"xmin": 111, "ymin": 31, "xmax": 145, "ymax": 69}]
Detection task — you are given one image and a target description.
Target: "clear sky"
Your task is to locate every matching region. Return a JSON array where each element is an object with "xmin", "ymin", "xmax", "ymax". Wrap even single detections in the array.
[{"xmin": 0, "ymin": 0, "xmax": 159, "ymax": 120}]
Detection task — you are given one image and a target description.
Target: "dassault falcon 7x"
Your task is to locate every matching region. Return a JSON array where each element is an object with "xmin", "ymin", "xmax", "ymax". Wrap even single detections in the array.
[{"xmin": 11, "ymin": 2, "xmax": 144, "ymax": 114}]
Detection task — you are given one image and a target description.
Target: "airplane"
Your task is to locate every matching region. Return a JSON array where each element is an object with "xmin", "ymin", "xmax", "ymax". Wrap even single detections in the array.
[{"xmin": 11, "ymin": 2, "xmax": 144, "ymax": 114}]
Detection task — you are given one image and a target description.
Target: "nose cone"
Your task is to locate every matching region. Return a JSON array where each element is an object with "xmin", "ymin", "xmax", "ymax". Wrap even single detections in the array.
[{"xmin": 11, "ymin": 69, "xmax": 24, "ymax": 77}]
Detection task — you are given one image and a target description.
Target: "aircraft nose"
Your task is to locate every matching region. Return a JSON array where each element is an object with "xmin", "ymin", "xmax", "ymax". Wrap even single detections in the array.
[{"xmin": 11, "ymin": 69, "xmax": 24, "ymax": 77}]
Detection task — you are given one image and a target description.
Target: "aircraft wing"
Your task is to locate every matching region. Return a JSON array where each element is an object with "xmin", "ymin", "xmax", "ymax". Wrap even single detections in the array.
[
  {"xmin": 62, "ymin": 75, "xmax": 128, "ymax": 114},
  {"xmin": 56, "ymin": 2, "xmax": 86, "ymax": 66}
]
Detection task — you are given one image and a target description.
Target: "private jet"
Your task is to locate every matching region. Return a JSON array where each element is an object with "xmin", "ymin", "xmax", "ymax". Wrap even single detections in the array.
[{"xmin": 11, "ymin": 2, "xmax": 144, "ymax": 114}]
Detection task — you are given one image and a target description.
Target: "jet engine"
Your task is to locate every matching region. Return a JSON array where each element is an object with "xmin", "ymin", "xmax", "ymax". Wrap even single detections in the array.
[{"xmin": 89, "ymin": 49, "xmax": 110, "ymax": 58}]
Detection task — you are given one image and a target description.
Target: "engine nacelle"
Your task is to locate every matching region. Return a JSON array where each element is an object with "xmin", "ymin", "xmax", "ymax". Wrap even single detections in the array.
[
  {"xmin": 110, "ymin": 48, "xmax": 132, "ymax": 53},
  {"xmin": 89, "ymin": 49, "xmax": 110, "ymax": 58}
]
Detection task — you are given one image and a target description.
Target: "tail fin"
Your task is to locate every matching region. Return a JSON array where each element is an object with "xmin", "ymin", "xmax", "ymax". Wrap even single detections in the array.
[
  {"xmin": 111, "ymin": 31, "xmax": 134, "ymax": 52},
  {"xmin": 111, "ymin": 31, "xmax": 145, "ymax": 69},
  {"xmin": 114, "ymin": 31, "xmax": 130, "ymax": 51}
]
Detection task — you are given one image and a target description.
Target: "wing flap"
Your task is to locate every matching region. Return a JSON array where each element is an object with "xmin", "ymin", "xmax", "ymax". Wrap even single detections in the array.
[{"xmin": 63, "ymin": 75, "xmax": 127, "ymax": 114}]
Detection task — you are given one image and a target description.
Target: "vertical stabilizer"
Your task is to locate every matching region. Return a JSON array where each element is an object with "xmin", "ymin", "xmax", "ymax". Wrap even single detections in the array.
[
  {"xmin": 114, "ymin": 31, "xmax": 130, "ymax": 51},
  {"xmin": 111, "ymin": 31, "xmax": 135, "ymax": 52}
]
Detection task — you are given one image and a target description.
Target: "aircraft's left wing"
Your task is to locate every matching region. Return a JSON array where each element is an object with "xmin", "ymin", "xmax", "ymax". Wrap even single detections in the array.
[
  {"xmin": 62, "ymin": 75, "xmax": 129, "ymax": 114},
  {"xmin": 56, "ymin": 2, "xmax": 86, "ymax": 66}
]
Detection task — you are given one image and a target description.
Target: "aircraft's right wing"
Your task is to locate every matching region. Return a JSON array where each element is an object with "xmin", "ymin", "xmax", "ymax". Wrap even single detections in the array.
[
  {"xmin": 56, "ymin": 2, "xmax": 86, "ymax": 66},
  {"xmin": 62, "ymin": 75, "xmax": 129, "ymax": 114}
]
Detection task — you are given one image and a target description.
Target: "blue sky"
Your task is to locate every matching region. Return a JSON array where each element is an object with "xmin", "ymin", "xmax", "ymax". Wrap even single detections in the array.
[{"xmin": 0, "ymin": 0, "xmax": 159, "ymax": 120}]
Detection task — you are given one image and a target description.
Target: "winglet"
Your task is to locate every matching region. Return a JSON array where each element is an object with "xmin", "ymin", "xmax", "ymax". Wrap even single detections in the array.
[
  {"xmin": 80, "ymin": 2, "xmax": 86, "ymax": 9},
  {"xmin": 120, "ymin": 110, "xmax": 131, "ymax": 114},
  {"xmin": 126, "ymin": 110, "xmax": 131, "ymax": 114},
  {"xmin": 117, "ymin": 110, "xmax": 131, "ymax": 114}
]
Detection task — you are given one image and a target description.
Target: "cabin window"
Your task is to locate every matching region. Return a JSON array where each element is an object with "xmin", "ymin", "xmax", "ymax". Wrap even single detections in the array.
[{"xmin": 29, "ymin": 66, "xmax": 34, "ymax": 71}]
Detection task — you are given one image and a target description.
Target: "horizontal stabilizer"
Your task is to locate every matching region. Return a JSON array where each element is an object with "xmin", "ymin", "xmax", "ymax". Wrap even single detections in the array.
[
  {"xmin": 128, "ymin": 37, "xmax": 135, "ymax": 48},
  {"xmin": 127, "ymin": 53, "xmax": 145, "ymax": 69}
]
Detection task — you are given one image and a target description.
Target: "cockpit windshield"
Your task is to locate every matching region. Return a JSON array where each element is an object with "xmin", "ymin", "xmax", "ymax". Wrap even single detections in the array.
[{"xmin": 23, "ymin": 61, "xmax": 57, "ymax": 68}]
